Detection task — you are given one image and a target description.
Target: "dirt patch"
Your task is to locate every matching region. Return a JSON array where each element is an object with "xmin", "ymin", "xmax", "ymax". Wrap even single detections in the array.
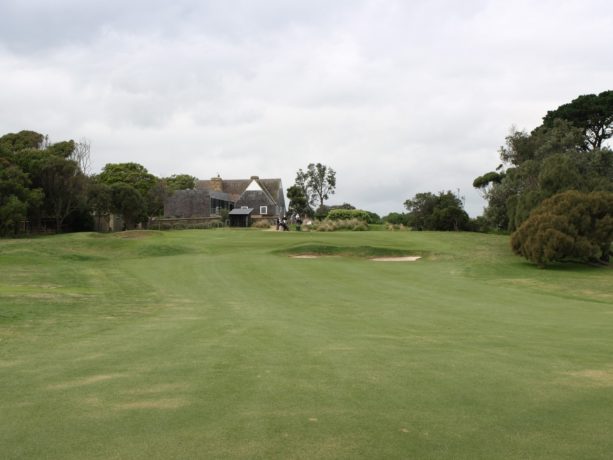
[
  {"xmin": 48, "ymin": 374, "xmax": 124, "ymax": 390},
  {"xmin": 115, "ymin": 398, "xmax": 187, "ymax": 410},
  {"xmin": 123, "ymin": 383, "xmax": 190, "ymax": 395},
  {"xmin": 371, "ymin": 256, "xmax": 422, "ymax": 262},
  {"xmin": 565, "ymin": 369, "xmax": 613, "ymax": 387},
  {"xmin": 290, "ymin": 255, "xmax": 320, "ymax": 259}
]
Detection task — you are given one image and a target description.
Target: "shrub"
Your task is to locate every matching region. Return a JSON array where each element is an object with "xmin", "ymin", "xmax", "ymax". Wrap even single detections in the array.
[
  {"xmin": 511, "ymin": 190, "xmax": 613, "ymax": 266},
  {"xmin": 327, "ymin": 209, "xmax": 372, "ymax": 223},
  {"xmin": 251, "ymin": 219, "xmax": 272, "ymax": 229},
  {"xmin": 311, "ymin": 218, "xmax": 369, "ymax": 232}
]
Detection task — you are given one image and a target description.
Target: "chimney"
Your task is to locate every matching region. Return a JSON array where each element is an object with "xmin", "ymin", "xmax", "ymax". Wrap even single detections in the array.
[{"xmin": 210, "ymin": 176, "xmax": 223, "ymax": 192}]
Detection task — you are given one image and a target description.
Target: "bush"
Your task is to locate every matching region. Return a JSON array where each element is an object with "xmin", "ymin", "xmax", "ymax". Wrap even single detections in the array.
[
  {"xmin": 511, "ymin": 190, "xmax": 613, "ymax": 266},
  {"xmin": 251, "ymin": 219, "xmax": 273, "ymax": 229},
  {"xmin": 311, "ymin": 218, "xmax": 369, "ymax": 232},
  {"xmin": 327, "ymin": 209, "xmax": 373, "ymax": 223}
]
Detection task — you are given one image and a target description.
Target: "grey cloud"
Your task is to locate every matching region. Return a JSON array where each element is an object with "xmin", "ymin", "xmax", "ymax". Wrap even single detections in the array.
[{"xmin": 1, "ymin": 0, "xmax": 612, "ymax": 217}]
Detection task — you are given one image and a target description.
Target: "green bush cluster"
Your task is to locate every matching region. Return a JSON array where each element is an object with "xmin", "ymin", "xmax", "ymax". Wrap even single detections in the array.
[
  {"xmin": 326, "ymin": 209, "xmax": 377, "ymax": 223},
  {"xmin": 510, "ymin": 190, "xmax": 613, "ymax": 266},
  {"xmin": 311, "ymin": 218, "xmax": 369, "ymax": 232}
]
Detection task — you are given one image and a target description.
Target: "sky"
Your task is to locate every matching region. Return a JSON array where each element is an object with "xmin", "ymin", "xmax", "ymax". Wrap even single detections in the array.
[{"xmin": 1, "ymin": 0, "xmax": 612, "ymax": 216}]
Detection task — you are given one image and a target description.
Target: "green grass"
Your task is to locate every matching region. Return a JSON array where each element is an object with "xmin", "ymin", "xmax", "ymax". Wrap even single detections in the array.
[{"xmin": 1, "ymin": 229, "xmax": 612, "ymax": 459}]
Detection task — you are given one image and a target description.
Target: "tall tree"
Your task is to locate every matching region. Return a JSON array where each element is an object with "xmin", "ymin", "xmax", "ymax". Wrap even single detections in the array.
[
  {"xmin": 286, "ymin": 184, "xmax": 311, "ymax": 217},
  {"xmin": 165, "ymin": 174, "xmax": 197, "ymax": 192},
  {"xmin": 110, "ymin": 183, "xmax": 146, "ymax": 229},
  {"xmin": 294, "ymin": 163, "xmax": 336, "ymax": 212},
  {"xmin": 97, "ymin": 163, "xmax": 157, "ymax": 197},
  {"xmin": 39, "ymin": 156, "xmax": 87, "ymax": 232},
  {"xmin": 542, "ymin": 90, "xmax": 613, "ymax": 151},
  {"xmin": 475, "ymin": 94, "xmax": 613, "ymax": 231},
  {"xmin": 404, "ymin": 191, "xmax": 469, "ymax": 231}
]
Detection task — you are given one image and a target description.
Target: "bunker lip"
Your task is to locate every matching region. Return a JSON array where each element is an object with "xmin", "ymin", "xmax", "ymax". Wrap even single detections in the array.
[
  {"xmin": 371, "ymin": 256, "xmax": 422, "ymax": 262},
  {"xmin": 289, "ymin": 254, "xmax": 422, "ymax": 261}
]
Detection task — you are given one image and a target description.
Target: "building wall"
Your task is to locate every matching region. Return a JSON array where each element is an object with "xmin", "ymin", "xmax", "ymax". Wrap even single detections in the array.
[{"xmin": 164, "ymin": 190, "xmax": 212, "ymax": 218}]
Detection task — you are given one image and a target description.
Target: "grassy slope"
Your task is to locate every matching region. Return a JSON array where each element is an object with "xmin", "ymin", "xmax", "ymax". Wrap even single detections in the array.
[{"xmin": 0, "ymin": 230, "xmax": 612, "ymax": 459}]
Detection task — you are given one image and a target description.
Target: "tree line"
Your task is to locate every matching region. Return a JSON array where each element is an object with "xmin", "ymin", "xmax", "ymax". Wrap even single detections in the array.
[
  {"xmin": 0, "ymin": 130, "xmax": 196, "ymax": 236},
  {"xmin": 384, "ymin": 90, "xmax": 612, "ymax": 266}
]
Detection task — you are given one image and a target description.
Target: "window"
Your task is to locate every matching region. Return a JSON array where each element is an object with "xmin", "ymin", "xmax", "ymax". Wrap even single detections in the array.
[{"xmin": 260, "ymin": 206, "xmax": 268, "ymax": 215}]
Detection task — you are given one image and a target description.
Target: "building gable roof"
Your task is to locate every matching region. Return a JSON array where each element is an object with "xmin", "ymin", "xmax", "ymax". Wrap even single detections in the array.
[{"xmin": 197, "ymin": 177, "xmax": 283, "ymax": 204}]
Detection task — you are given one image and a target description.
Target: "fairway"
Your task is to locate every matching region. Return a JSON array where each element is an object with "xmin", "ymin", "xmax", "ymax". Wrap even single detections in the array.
[{"xmin": 1, "ymin": 229, "xmax": 612, "ymax": 459}]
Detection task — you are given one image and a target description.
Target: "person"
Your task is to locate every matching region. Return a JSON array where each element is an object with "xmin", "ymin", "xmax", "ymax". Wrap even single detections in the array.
[
  {"xmin": 295, "ymin": 214, "xmax": 302, "ymax": 231},
  {"xmin": 281, "ymin": 216, "xmax": 289, "ymax": 231},
  {"xmin": 276, "ymin": 217, "xmax": 280, "ymax": 231}
]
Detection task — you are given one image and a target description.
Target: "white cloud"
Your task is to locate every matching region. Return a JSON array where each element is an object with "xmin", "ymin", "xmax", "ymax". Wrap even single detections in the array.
[{"xmin": 0, "ymin": 0, "xmax": 612, "ymax": 216}]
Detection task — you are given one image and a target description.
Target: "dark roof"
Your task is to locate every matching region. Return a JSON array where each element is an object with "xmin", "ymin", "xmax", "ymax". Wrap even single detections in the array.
[
  {"xmin": 197, "ymin": 177, "xmax": 283, "ymax": 202},
  {"xmin": 209, "ymin": 191, "xmax": 232, "ymax": 201},
  {"xmin": 229, "ymin": 208, "xmax": 253, "ymax": 215}
]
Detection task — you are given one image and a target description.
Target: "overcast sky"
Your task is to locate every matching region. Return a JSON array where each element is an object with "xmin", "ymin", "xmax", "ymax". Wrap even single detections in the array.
[{"xmin": 1, "ymin": 0, "xmax": 612, "ymax": 216}]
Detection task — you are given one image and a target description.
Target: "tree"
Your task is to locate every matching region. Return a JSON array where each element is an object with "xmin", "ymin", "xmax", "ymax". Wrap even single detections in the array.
[
  {"xmin": 87, "ymin": 181, "xmax": 112, "ymax": 229},
  {"xmin": 165, "ymin": 174, "xmax": 197, "ymax": 192},
  {"xmin": 511, "ymin": 190, "xmax": 613, "ymax": 266},
  {"xmin": 147, "ymin": 179, "xmax": 169, "ymax": 218},
  {"xmin": 110, "ymin": 183, "xmax": 146, "ymax": 229},
  {"xmin": 286, "ymin": 184, "xmax": 311, "ymax": 217},
  {"xmin": 383, "ymin": 212, "xmax": 409, "ymax": 225},
  {"xmin": 97, "ymin": 163, "xmax": 157, "ymax": 197},
  {"xmin": 0, "ymin": 162, "xmax": 44, "ymax": 235},
  {"xmin": 404, "ymin": 191, "xmax": 469, "ymax": 231},
  {"xmin": 294, "ymin": 163, "xmax": 337, "ymax": 211},
  {"xmin": 0, "ymin": 130, "xmax": 44, "ymax": 152},
  {"xmin": 542, "ymin": 90, "xmax": 613, "ymax": 151},
  {"xmin": 69, "ymin": 139, "xmax": 92, "ymax": 175},
  {"xmin": 475, "ymin": 96, "xmax": 613, "ymax": 232},
  {"xmin": 39, "ymin": 155, "xmax": 87, "ymax": 232}
]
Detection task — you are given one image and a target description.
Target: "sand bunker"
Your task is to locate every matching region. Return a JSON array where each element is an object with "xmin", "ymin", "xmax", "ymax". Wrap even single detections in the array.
[
  {"xmin": 371, "ymin": 256, "xmax": 422, "ymax": 262},
  {"xmin": 290, "ymin": 254, "xmax": 421, "ymax": 261}
]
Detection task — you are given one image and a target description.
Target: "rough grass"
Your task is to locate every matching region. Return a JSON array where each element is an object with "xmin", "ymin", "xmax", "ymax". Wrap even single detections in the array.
[{"xmin": 1, "ymin": 229, "xmax": 612, "ymax": 459}]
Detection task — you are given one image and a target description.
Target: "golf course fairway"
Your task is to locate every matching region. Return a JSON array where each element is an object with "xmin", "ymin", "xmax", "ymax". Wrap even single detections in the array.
[{"xmin": 1, "ymin": 229, "xmax": 612, "ymax": 459}]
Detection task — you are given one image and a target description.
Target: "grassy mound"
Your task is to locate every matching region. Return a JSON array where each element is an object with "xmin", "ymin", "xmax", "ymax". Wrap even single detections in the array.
[{"xmin": 278, "ymin": 243, "xmax": 423, "ymax": 258}]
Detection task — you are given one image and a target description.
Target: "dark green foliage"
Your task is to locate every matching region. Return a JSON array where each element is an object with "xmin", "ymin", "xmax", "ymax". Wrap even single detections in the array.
[
  {"xmin": 476, "ymin": 93, "xmax": 613, "ymax": 231},
  {"xmin": 165, "ymin": 174, "xmax": 197, "ymax": 192},
  {"xmin": 110, "ymin": 183, "xmax": 147, "ymax": 229},
  {"xmin": 0, "ymin": 195, "xmax": 27, "ymax": 236},
  {"xmin": 383, "ymin": 212, "xmax": 409, "ymax": 225},
  {"xmin": 294, "ymin": 163, "xmax": 336, "ymax": 210},
  {"xmin": 404, "ymin": 191, "xmax": 470, "ymax": 231},
  {"xmin": 286, "ymin": 184, "xmax": 311, "ymax": 217},
  {"xmin": 511, "ymin": 190, "xmax": 613, "ymax": 266},
  {"xmin": 0, "ymin": 130, "xmax": 89, "ymax": 234},
  {"xmin": 97, "ymin": 162, "xmax": 157, "ymax": 197},
  {"xmin": 39, "ymin": 155, "xmax": 87, "ymax": 232},
  {"xmin": 327, "ymin": 209, "xmax": 372, "ymax": 222},
  {"xmin": 542, "ymin": 90, "xmax": 613, "ymax": 150},
  {"xmin": 472, "ymin": 171, "xmax": 504, "ymax": 189},
  {"xmin": 0, "ymin": 130, "xmax": 44, "ymax": 152},
  {"xmin": 45, "ymin": 140, "xmax": 75, "ymax": 158}
]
